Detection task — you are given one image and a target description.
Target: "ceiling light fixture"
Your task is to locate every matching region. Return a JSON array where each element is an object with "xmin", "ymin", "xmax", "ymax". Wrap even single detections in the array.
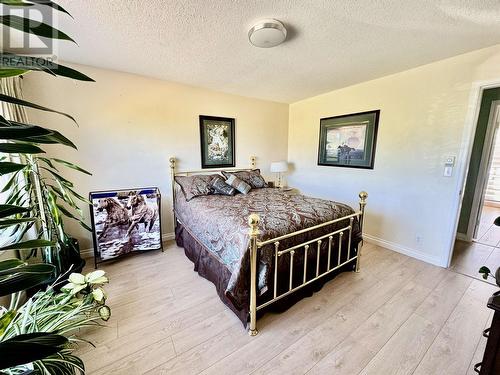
[{"xmin": 248, "ymin": 19, "xmax": 287, "ymax": 48}]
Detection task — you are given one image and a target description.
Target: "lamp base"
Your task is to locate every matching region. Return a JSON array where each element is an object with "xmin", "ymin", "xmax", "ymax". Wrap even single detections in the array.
[{"xmin": 275, "ymin": 172, "xmax": 284, "ymax": 189}]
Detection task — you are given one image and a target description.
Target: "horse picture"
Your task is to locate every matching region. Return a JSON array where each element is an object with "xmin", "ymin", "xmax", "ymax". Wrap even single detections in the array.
[
  {"xmin": 90, "ymin": 187, "xmax": 162, "ymax": 263},
  {"xmin": 125, "ymin": 192, "xmax": 158, "ymax": 236},
  {"xmin": 96, "ymin": 197, "xmax": 130, "ymax": 240}
]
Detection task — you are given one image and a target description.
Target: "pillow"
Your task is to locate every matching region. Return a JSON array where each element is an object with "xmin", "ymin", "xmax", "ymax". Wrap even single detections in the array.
[
  {"xmin": 211, "ymin": 176, "xmax": 236, "ymax": 196},
  {"xmin": 225, "ymin": 174, "xmax": 251, "ymax": 194},
  {"xmin": 174, "ymin": 174, "xmax": 217, "ymax": 201},
  {"xmin": 222, "ymin": 169, "xmax": 267, "ymax": 189}
]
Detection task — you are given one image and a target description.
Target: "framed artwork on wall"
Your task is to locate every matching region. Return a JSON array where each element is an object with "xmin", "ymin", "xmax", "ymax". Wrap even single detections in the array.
[
  {"xmin": 199, "ymin": 115, "xmax": 235, "ymax": 169},
  {"xmin": 318, "ymin": 110, "xmax": 380, "ymax": 169},
  {"xmin": 89, "ymin": 187, "xmax": 162, "ymax": 267}
]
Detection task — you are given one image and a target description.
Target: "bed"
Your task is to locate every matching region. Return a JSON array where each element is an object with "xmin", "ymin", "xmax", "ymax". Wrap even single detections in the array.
[{"xmin": 169, "ymin": 156, "xmax": 367, "ymax": 336}]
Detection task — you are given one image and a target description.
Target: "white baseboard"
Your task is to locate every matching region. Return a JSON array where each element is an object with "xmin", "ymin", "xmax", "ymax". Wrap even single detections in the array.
[
  {"xmin": 162, "ymin": 232, "xmax": 175, "ymax": 241},
  {"xmin": 80, "ymin": 232, "xmax": 175, "ymax": 259},
  {"xmin": 81, "ymin": 232, "xmax": 445, "ymax": 267},
  {"xmin": 363, "ymin": 234, "xmax": 445, "ymax": 267},
  {"xmin": 455, "ymin": 233, "xmax": 470, "ymax": 242}
]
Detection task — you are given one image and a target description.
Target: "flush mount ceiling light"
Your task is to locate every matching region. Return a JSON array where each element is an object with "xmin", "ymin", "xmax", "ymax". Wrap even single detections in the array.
[{"xmin": 248, "ymin": 19, "xmax": 287, "ymax": 48}]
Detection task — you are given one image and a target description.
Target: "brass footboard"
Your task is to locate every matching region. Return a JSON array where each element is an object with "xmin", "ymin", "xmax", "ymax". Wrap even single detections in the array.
[{"xmin": 247, "ymin": 191, "xmax": 368, "ymax": 336}]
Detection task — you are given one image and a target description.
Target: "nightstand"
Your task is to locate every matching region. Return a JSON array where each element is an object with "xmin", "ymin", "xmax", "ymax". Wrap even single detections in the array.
[
  {"xmin": 475, "ymin": 291, "xmax": 500, "ymax": 374},
  {"xmin": 280, "ymin": 187, "xmax": 299, "ymax": 195}
]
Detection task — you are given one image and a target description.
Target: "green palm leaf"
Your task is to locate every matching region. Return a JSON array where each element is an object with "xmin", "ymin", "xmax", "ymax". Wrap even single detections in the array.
[
  {"xmin": 0, "ymin": 332, "xmax": 67, "ymax": 369},
  {"xmin": 0, "ymin": 262, "xmax": 55, "ymax": 295},
  {"xmin": 42, "ymin": 167, "xmax": 74, "ymax": 187},
  {"xmin": 70, "ymin": 189, "xmax": 91, "ymax": 205},
  {"xmin": 0, "ymin": 161, "xmax": 26, "ymax": 175},
  {"xmin": 0, "ymin": 142, "xmax": 45, "ymax": 154},
  {"xmin": 0, "ymin": 258, "xmax": 24, "ymax": 270},
  {"xmin": 46, "ymin": 190, "xmax": 61, "ymax": 226},
  {"xmin": 0, "ymin": 217, "xmax": 36, "ymax": 228},
  {"xmin": 0, "ymin": 15, "xmax": 75, "ymax": 42},
  {"xmin": 79, "ymin": 220, "xmax": 91, "ymax": 232},
  {"xmin": 0, "ymin": 122, "xmax": 77, "ymax": 148},
  {"xmin": 0, "ymin": 53, "xmax": 94, "ymax": 81},
  {"xmin": 0, "ymin": 239, "xmax": 55, "ymax": 251},
  {"xmin": 0, "ymin": 310, "xmax": 16, "ymax": 336},
  {"xmin": 1, "ymin": 170, "xmax": 20, "ymax": 193},
  {"xmin": 0, "ymin": 204, "xmax": 30, "ymax": 218},
  {"xmin": 28, "ymin": 129, "xmax": 77, "ymax": 148},
  {"xmin": 0, "ymin": 68, "xmax": 28, "ymax": 78},
  {"xmin": 0, "ymin": 124, "xmax": 52, "ymax": 140},
  {"xmin": 0, "ymin": 262, "xmax": 54, "ymax": 276},
  {"xmin": 0, "ymin": 0, "xmax": 33, "ymax": 6},
  {"xmin": 52, "ymin": 158, "xmax": 91, "ymax": 175},
  {"xmin": 37, "ymin": 157, "xmax": 58, "ymax": 170},
  {"xmin": 0, "ymin": 115, "xmax": 12, "ymax": 126},
  {"xmin": 56, "ymin": 204, "xmax": 81, "ymax": 222},
  {"xmin": 0, "ymin": 94, "xmax": 76, "ymax": 123},
  {"xmin": 30, "ymin": 0, "xmax": 73, "ymax": 17}
]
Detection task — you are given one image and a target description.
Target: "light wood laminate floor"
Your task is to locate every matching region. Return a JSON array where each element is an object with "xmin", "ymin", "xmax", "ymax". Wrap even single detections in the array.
[
  {"xmin": 452, "ymin": 205, "xmax": 500, "ymax": 280},
  {"xmin": 78, "ymin": 241, "xmax": 495, "ymax": 375},
  {"xmin": 475, "ymin": 205, "xmax": 500, "ymax": 245}
]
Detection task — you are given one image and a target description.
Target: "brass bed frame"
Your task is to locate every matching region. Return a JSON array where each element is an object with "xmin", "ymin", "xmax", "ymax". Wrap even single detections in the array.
[{"xmin": 169, "ymin": 156, "xmax": 367, "ymax": 336}]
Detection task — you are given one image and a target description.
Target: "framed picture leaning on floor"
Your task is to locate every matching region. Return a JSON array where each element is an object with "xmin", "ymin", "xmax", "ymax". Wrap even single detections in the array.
[{"xmin": 89, "ymin": 187, "xmax": 162, "ymax": 267}]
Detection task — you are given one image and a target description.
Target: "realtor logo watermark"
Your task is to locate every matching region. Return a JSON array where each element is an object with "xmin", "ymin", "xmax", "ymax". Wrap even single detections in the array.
[{"xmin": 1, "ymin": 2, "xmax": 59, "ymax": 58}]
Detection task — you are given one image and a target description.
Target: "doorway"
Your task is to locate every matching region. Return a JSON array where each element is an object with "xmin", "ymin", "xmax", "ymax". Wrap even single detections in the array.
[{"xmin": 451, "ymin": 89, "xmax": 500, "ymax": 279}]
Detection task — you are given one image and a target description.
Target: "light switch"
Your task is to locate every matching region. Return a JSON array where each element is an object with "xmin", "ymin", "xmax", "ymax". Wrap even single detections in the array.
[
  {"xmin": 443, "ymin": 156, "xmax": 455, "ymax": 177},
  {"xmin": 444, "ymin": 166, "xmax": 453, "ymax": 177}
]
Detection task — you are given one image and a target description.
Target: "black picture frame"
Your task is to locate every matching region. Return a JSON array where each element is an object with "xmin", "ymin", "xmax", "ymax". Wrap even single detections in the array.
[
  {"xmin": 89, "ymin": 187, "xmax": 163, "ymax": 268},
  {"xmin": 199, "ymin": 115, "xmax": 235, "ymax": 169},
  {"xmin": 318, "ymin": 110, "xmax": 380, "ymax": 169}
]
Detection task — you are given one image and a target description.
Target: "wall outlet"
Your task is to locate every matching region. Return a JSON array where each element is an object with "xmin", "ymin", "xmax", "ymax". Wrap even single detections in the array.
[{"xmin": 416, "ymin": 235, "xmax": 423, "ymax": 246}]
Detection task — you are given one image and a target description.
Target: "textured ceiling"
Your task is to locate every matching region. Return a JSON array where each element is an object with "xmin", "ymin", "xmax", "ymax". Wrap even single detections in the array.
[{"xmin": 56, "ymin": 0, "xmax": 500, "ymax": 103}]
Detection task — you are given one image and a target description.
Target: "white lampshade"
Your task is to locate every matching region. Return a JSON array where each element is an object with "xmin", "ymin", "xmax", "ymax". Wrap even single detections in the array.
[{"xmin": 270, "ymin": 161, "xmax": 288, "ymax": 173}]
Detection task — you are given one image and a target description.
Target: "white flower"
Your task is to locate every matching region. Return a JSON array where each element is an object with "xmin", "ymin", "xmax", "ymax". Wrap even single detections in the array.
[
  {"xmin": 85, "ymin": 270, "xmax": 108, "ymax": 285},
  {"xmin": 69, "ymin": 273, "xmax": 86, "ymax": 285},
  {"xmin": 98, "ymin": 305, "xmax": 111, "ymax": 321},
  {"xmin": 92, "ymin": 287, "xmax": 106, "ymax": 303},
  {"xmin": 61, "ymin": 282, "xmax": 87, "ymax": 295},
  {"xmin": 70, "ymin": 297, "xmax": 83, "ymax": 307}
]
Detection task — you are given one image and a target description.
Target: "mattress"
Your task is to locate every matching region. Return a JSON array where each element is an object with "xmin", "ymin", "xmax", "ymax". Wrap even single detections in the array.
[{"xmin": 174, "ymin": 187, "xmax": 362, "ymax": 313}]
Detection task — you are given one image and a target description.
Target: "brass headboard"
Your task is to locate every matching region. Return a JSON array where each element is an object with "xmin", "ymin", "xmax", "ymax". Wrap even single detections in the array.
[{"xmin": 169, "ymin": 156, "xmax": 257, "ymax": 225}]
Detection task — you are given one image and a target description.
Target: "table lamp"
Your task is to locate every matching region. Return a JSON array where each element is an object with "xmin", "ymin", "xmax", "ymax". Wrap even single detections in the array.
[{"xmin": 270, "ymin": 161, "xmax": 288, "ymax": 188}]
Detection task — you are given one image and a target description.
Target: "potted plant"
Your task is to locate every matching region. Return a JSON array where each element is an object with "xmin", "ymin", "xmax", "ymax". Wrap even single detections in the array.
[
  {"xmin": 0, "ymin": 265, "xmax": 111, "ymax": 373},
  {"xmin": 479, "ymin": 266, "xmax": 500, "ymax": 288},
  {"xmin": 0, "ymin": 0, "xmax": 95, "ymax": 278},
  {"xmin": 0, "ymin": 259, "xmax": 69, "ymax": 372},
  {"xmin": 0, "ymin": 0, "xmax": 110, "ymax": 371}
]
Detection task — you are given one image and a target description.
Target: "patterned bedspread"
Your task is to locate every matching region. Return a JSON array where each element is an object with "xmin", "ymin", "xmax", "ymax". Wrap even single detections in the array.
[{"xmin": 175, "ymin": 187, "xmax": 360, "ymax": 308}]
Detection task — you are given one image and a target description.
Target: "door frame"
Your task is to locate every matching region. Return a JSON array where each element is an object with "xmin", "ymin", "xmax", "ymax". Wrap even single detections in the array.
[
  {"xmin": 445, "ymin": 79, "xmax": 500, "ymax": 267},
  {"xmin": 466, "ymin": 101, "xmax": 500, "ymax": 240}
]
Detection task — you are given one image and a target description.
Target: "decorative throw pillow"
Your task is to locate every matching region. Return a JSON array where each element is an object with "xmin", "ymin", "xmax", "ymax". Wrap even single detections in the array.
[
  {"xmin": 174, "ymin": 174, "xmax": 217, "ymax": 201},
  {"xmin": 211, "ymin": 176, "xmax": 236, "ymax": 196},
  {"xmin": 225, "ymin": 174, "xmax": 251, "ymax": 194},
  {"xmin": 222, "ymin": 169, "xmax": 267, "ymax": 189}
]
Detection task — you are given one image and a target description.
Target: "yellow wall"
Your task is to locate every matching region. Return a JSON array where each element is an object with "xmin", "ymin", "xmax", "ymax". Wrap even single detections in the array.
[
  {"xmin": 22, "ymin": 44, "xmax": 500, "ymax": 266},
  {"xmin": 288, "ymin": 44, "xmax": 500, "ymax": 266},
  {"xmin": 23, "ymin": 64, "xmax": 289, "ymax": 249}
]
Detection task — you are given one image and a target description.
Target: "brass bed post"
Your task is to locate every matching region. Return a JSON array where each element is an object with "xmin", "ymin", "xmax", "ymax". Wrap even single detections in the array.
[
  {"xmin": 169, "ymin": 157, "xmax": 177, "ymax": 229},
  {"xmin": 356, "ymin": 191, "xmax": 368, "ymax": 273},
  {"xmin": 248, "ymin": 213, "xmax": 260, "ymax": 336}
]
